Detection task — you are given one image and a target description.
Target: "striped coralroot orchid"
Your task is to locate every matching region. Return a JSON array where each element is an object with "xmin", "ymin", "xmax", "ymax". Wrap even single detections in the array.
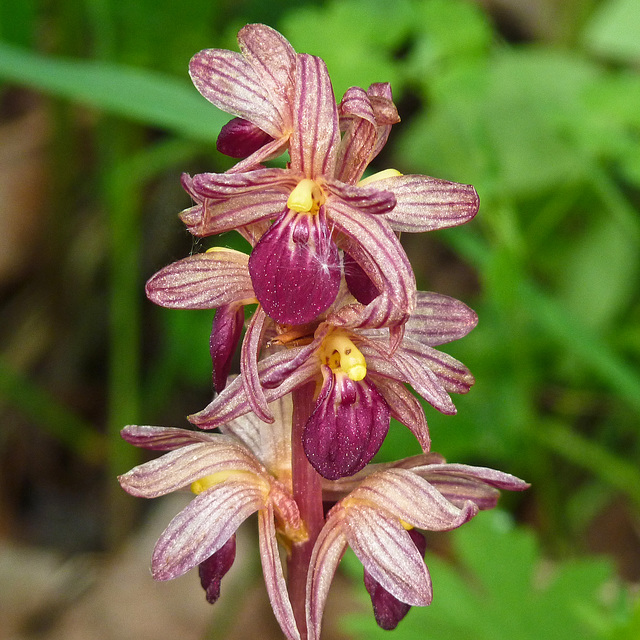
[{"xmin": 119, "ymin": 23, "xmax": 528, "ymax": 640}]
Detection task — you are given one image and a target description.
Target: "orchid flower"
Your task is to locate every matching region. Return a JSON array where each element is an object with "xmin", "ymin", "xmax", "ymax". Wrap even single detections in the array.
[
  {"xmin": 184, "ymin": 41, "xmax": 479, "ymax": 327},
  {"xmin": 118, "ymin": 397, "xmax": 304, "ymax": 640},
  {"xmin": 189, "ymin": 289, "xmax": 478, "ymax": 480},
  {"xmin": 306, "ymin": 462, "xmax": 529, "ymax": 638}
]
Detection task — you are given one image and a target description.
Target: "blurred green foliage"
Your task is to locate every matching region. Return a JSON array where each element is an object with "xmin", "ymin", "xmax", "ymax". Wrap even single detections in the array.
[
  {"xmin": 0, "ymin": 0, "xmax": 639, "ymax": 634},
  {"xmin": 343, "ymin": 510, "xmax": 640, "ymax": 640}
]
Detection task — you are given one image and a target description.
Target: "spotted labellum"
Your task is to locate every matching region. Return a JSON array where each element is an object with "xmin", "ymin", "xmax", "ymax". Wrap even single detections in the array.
[{"xmin": 119, "ymin": 22, "xmax": 528, "ymax": 640}]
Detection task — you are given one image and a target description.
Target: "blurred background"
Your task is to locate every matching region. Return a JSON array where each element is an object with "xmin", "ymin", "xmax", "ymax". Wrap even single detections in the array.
[{"xmin": 1, "ymin": 0, "xmax": 639, "ymax": 638}]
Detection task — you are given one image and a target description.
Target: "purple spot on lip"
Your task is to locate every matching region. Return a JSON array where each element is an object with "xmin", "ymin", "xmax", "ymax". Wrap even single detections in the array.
[{"xmin": 248, "ymin": 207, "xmax": 340, "ymax": 325}]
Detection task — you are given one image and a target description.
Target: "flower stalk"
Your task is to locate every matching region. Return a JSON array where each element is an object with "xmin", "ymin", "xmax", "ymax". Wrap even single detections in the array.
[
  {"xmin": 289, "ymin": 383, "xmax": 325, "ymax": 637},
  {"xmin": 117, "ymin": 23, "xmax": 528, "ymax": 640}
]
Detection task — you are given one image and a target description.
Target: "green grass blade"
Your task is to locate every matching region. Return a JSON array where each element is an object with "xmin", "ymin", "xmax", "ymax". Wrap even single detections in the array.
[{"xmin": 0, "ymin": 41, "xmax": 226, "ymax": 142}]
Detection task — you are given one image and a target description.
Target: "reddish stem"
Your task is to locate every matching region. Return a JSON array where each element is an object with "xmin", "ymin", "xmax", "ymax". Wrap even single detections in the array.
[{"xmin": 288, "ymin": 382, "xmax": 325, "ymax": 639}]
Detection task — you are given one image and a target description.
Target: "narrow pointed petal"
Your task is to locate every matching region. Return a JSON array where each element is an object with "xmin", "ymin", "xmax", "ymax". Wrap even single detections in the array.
[
  {"xmin": 192, "ymin": 167, "xmax": 296, "ymax": 199},
  {"xmin": 237, "ymin": 24, "xmax": 296, "ymax": 128},
  {"xmin": 248, "ymin": 208, "xmax": 341, "ymax": 325},
  {"xmin": 328, "ymin": 292, "xmax": 410, "ymax": 332},
  {"xmin": 121, "ymin": 425, "xmax": 218, "ymax": 451},
  {"xmin": 369, "ymin": 376, "xmax": 430, "ymax": 451},
  {"xmin": 258, "ymin": 505, "xmax": 302, "ymax": 640},
  {"xmin": 404, "ymin": 292, "xmax": 478, "ymax": 346},
  {"xmin": 225, "ymin": 136, "xmax": 292, "ymax": 174},
  {"xmin": 199, "ymin": 534, "xmax": 236, "ymax": 604},
  {"xmin": 217, "ymin": 117, "xmax": 274, "ymax": 158},
  {"xmin": 329, "ymin": 198, "xmax": 415, "ymax": 316},
  {"xmin": 412, "ymin": 463, "xmax": 530, "ymax": 509},
  {"xmin": 335, "ymin": 87, "xmax": 377, "ymax": 184},
  {"xmin": 364, "ymin": 529, "xmax": 426, "ymax": 630},
  {"xmin": 350, "ymin": 469, "xmax": 478, "ymax": 531},
  {"xmin": 189, "ymin": 49, "xmax": 284, "ymax": 138},
  {"xmin": 152, "ymin": 480, "xmax": 265, "ymax": 580},
  {"xmin": 189, "ymin": 349, "xmax": 319, "ymax": 429},
  {"xmin": 303, "ymin": 368, "xmax": 390, "ymax": 480},
  {"xmin": 180, "ymin": 189, "xmax": 287, "ymax": 238},
  {"xmin": 379, "ymin": 175, "xmax": 479, "ymax": 232},
  {"xmin": 324, "ymin": 180, "xmax": 396, "ymax": 215},
  {"xmin": 306, "ymin": 512, "xmax": 349, "ymax": 640},
  {"xmin": 210, "ymin": 304, "xmax": 245, "ymax": 392},
  {"xmin": 366, "ymin": 83, "xmax": 400, "ymax": 163},
  {"xmin": 345, "ymin": 506, "xmax": 431, "ymax": 606},
  {"xmin": 399, "ymin": 338, "xmax": 475, "ymax": 395},
  {"xmin": 241, "ymin": 305, "xmax": 273, "ymax": 422},
  {"xmin": 289, "ymin": 54, "xmax": 340, "ymax": 178},
  {"xmin": 118, "ymin": 439, "xmax": 263, "ymax": 498},
  {"xmin": 361, "ymin": 343, "xmax": 456, "ymax": 415},
  {"xmin": 145, "ymin": 251, "xmax": 254, "ymax": 310}
]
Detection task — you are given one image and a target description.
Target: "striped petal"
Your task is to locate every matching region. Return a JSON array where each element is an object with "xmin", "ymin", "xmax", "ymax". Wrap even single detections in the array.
[
  {"xmin": 398, "ymin": 338, "xmax": 475, "ymax": 395},
  {"xmin": 344, "ymin": 505, "xmax": 431, "ymax": 606},
  {"xmin": 151, "ymin": 480, "xmax": 265, "ymax": 580},
  {"xmin": 189, "ymin": 49, "xmax": 284, "ymax": 138},
  {"xmin": 306, "ymin": 511, "xmax": 349, "ymax": 640},
  {"xmin": 180, "ymin": 188, "xmax": 287, "ymax": 238},
  {"xmin": 241, "ymin": 305, "xmax": 272, "ymax": 422},
  {"xmin": 324, "ymin": 180, "xmax": 396, "ymax": 215},
  {"xmin": 329, "ymin": 198, "xmax": 415, "ymax": 318},
  {"xmin": 361, "ymin": 342, "xmax": 456, "ymax": 415},
  {"xmin": 118, "ymin": 438, "xmax": 263, "ymax": 498},
  {"xmin": 412, "ymin": 463, "xmax": 530, "ymax": 509},
  {"xmin": 335, "ymin": 86, "xmax": 377, "ymax": 184},
  {"xmin": 366, "ymin": 83, "xmax": 399, "ymax": 163},
  {"xmin": 289, "ymin": 54, "xmax": 340, "ymax": 178},
  {"xmin": 259, "ymin": 504, "xmax": 301, "ymax": 640},
  {"xmin": 404, "ymin": 292, "xmax": 478, "ymax": 346},
  {"xmin": 192, "ymin": 167, "xmax": 296, "ymax": 199},
  {"xmin": 189, "ymin": 348, "xmax": 319, "ymax": 429},
  {"xmin": 145, "ymin": 250, "xmax": 254, "ymax": 310},
  {"xmin": 349, "ymin": 469, "xmax": 478, "ymax": 531},
  {"xmin": 369, "ymin": 375, "xmax": 430, "ymax": 452},
  {"xmin": 380, "ymin": 175, "xmax": 479, "ymax": 233},
  {"xmin": 120, "ymin": 424, "xmax": 218, "ymax": 451},
  {"xmin": 237, "ymin": 24, "xmax": 296, "ymax": 130}
]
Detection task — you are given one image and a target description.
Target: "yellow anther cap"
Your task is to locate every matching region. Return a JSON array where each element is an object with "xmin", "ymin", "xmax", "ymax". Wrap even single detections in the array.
[
  {"xmin": 319, "ymin": 332, "xmax": 367, "ymax": 381},
  {"xmin": 287, "ymin": 179, "xmax": 325, "ymax": 213}
]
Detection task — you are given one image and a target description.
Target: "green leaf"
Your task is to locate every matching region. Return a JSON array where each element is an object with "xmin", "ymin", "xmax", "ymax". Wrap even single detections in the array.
[
  {"xmin": 0, "ymin": 41, "xmax": 227, "ymax": 142},
  {"xmin": 583, "ymin": 0, "xmax": 640, "ymax": 64},
  {"xmin": 557, "ymin": 212, "xmax": 639, "ymax": 331}
]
